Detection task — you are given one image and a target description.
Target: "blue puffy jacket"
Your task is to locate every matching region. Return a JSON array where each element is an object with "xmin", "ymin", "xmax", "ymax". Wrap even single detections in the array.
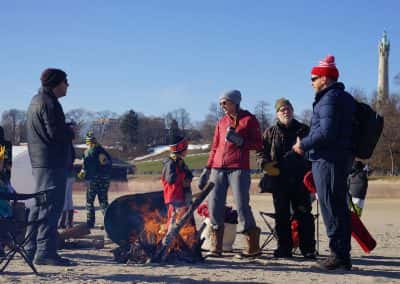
[{"xmin": 301, "ymin": 82, "xmax": 355, "ymax": 162}]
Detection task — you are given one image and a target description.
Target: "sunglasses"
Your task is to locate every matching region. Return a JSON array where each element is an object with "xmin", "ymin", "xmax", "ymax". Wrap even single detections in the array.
[
  {"xmin": 311, "ymin": 76, "xmax": 320, "ymax": 82},
  {"xmin": 220, "ymin": 100, "xmax": 229, "ymax": 106}
]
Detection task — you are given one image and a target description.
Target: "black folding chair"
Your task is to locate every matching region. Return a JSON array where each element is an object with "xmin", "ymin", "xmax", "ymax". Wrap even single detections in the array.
[
  {"xmin": 0, "ymin": 191, "xmax": 48, "ymax": 275},
  {"xmin": 259, "ymin": 206, "xmax": 320, "ymax": 254}
]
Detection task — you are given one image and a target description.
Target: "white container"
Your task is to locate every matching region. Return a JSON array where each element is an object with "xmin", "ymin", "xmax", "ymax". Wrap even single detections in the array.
[{"xmin": 201, "ymin": 218, "xmax": 237, "ymax": 252}]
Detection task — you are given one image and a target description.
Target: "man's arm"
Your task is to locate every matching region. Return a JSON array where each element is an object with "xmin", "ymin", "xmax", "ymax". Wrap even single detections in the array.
[
  {"xmin": 206, "ymin": 123, "xmax": 220, "ymax": 168},
  {"xmin": 243, "ymin": 115, "xmax": 263, "ymax": 151}
]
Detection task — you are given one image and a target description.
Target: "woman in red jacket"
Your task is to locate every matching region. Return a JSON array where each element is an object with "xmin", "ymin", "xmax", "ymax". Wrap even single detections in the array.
[{"xmin": 199, "ymin": 90, "xmax": 263, "ymax": 258}]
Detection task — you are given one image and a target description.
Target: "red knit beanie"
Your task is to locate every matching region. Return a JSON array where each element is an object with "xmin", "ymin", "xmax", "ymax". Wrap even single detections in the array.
[{"xmin": 311, "ymin": 55, "xmax": 339, "ymax": 80}]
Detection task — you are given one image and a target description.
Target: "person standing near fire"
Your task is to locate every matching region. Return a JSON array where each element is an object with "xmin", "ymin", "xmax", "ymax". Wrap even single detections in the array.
[
  {"xmin": 78, "ymin": 131, "xmax": 112, "ymax": 228},
  {"xmin": 257, "ymin": 98, "xmax": 316, "ymax": 259},
  {"xmin": 161, "ymin": 136, "xmax": 193, "ymax": 231},
  {"xmin": 198, "ymin": 90, "xmax": 263, "ymax": 258}
]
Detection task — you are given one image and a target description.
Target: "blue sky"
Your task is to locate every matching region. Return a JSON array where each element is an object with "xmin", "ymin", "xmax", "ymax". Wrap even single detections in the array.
[{"xmin": 1, "ymin": 1, "xmax": 399, "ymax": 122}]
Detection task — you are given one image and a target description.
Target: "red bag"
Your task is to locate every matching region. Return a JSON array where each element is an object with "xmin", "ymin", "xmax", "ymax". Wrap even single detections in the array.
[
  {"xmin": 303, "ymin": 171, "xmax": 316, "ymax": 194},
  {"xmin": 291, "ymin": 219, "xmax": 300, "ymax": 249},
  {"xmin": 351, "ymin": 211, "xmax": 377, "ymax": 253}
]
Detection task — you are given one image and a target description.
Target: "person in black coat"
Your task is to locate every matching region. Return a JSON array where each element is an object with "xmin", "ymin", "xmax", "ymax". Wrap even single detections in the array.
[
  {"xmin": 25, "ymin": 68, "xmax": 74, "ymax": 266},
  {"xmin": 258, "ymin": 98, "xmax": 316, "ymax": 259}
]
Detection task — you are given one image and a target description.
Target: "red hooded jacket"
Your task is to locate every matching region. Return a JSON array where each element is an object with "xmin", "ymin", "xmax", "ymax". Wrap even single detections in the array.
[{"xmin": 207, "ymin": 110, "xmax": 262, "ymax": 169}]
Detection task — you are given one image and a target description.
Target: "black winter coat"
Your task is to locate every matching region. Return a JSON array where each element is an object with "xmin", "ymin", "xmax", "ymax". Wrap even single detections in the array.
[{"xmin": 27, "ymin": 88, "xmax": 73, "ymax": 168}]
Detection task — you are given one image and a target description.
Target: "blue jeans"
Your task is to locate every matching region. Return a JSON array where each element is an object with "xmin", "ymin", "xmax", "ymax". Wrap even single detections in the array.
[
  {"xmin": 312, "ymin": 158, "xmax": 352, "ymax": 259},
  {"xmin": 25, "ymin": 168, "xmax": 67, "ymax": 259},
  {"xmin": 208, "ymin": 169, "xmax": 256, "ymax": 233}
]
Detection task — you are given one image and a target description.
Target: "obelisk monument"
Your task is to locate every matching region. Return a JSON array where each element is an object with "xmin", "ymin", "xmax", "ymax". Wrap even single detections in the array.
[{"xmin": 377, "ymin": 31, "xmax": 390, "ymax": 111}]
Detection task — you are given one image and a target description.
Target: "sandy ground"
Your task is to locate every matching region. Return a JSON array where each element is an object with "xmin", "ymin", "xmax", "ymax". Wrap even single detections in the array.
[{"xmin": 2, "ymin": 180, "xmax": 400, "ymax": 283}]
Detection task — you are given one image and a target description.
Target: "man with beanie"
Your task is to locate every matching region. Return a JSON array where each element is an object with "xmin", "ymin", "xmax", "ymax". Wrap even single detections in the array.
[
  {"xmin": 26, "ymin": 68, "xmax": 74, "ymax": 266},
  {"xmin": 198, "ymin": 89, "xmax": 263, "ymax": 258},
  {"xmin": 257, "ymin": 98, "xmax": 316, "ymax": 259},
  {"xmin": 78, "ymin": 131, "xmax": 112, "ymax": 228},
  {"xmin": 293, "ymin": 55, "xmax": 355, "ymax": 270}
]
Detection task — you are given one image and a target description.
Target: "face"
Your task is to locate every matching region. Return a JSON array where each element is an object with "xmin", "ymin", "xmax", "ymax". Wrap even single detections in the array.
[
  {"xmin": 311, "ymin": 75, "xmax": 327, "ymax": 93},
  {"xmin": 219, "ymin": 99, "xmax": 237, "ymax": 116},
  {"xmin": 276, "ymin": 105, "xmax": 293, "ymax": 126},
  {"xmin": 53, "ymin": 78, "xmax": 69, "ymax": 98}
]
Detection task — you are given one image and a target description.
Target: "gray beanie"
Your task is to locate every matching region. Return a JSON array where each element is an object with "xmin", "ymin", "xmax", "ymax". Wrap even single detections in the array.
[{"xmin": 219, "ymin": 90, "xmax": 242, "ymax": 105}]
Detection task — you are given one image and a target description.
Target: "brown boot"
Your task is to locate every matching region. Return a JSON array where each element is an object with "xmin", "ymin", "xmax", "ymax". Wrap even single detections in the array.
[
  {"xmin": 241, "ymin": 226, "xmax": 261, "ymax": 257},
  {"xmin": 206, "ymin": 225, "xmax": 224, "ymax": 257}
]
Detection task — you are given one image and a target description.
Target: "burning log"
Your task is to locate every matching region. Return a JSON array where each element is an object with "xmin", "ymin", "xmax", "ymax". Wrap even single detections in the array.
[{"xmin": 151, "ymin": 182, "xmax": 214, "ymax": 263}]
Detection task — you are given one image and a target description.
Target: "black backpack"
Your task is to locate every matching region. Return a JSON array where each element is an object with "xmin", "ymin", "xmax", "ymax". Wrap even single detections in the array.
[{"xmin": 352, "ymin": 101, "xmax": 384, "ymax": 159}]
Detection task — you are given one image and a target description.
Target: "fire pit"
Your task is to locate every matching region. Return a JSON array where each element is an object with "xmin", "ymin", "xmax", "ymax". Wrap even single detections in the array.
[{"xmin": 105, "ymin": 183, "xmax": 214, "ymax": 264}]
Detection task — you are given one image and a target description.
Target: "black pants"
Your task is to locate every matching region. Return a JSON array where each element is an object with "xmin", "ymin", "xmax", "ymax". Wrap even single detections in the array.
[{"xmin": 272, "ymin": 179, "xmax": 315, "ymax": 254}]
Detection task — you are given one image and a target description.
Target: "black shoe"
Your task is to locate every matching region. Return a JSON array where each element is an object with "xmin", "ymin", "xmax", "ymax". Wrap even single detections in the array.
[
  {"xmin": 273, "ymin": 249, "xmax": 293, "ymax": 258},
  {"xmin": 34, "ymin": 254, "xmax": 76, "ymax": 266},
  {"xmin": 317, "ymin": 256, "xmax": 352, "ymax": 270},
  {"xmin": 303, "ymin": 251, "xmax": 317, "ymax": 259}
]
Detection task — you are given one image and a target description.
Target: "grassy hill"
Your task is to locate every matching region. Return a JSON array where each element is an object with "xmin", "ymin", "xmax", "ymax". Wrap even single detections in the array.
[{"xmin": 134, "ymin": 151, "xmax": 261, "ymax": 175}]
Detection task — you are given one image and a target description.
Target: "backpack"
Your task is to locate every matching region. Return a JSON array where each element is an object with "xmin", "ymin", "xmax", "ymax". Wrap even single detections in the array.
[{"xmin": 352, "ymin": 101, "xmax": 384, "ymax": 159}]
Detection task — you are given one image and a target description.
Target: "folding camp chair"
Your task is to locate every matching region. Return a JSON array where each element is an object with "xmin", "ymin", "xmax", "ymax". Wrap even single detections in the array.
[
  {"xmin": 259, "ymin": 203, "xmax": 320, "ymax": 254},
  {"xmin": 0, "ymin": 191, "xmax": 48, "ymax": 275}
]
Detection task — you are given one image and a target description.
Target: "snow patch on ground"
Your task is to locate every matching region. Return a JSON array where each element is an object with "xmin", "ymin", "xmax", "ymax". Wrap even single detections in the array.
[{"xmin": 134, "ymin": 144, "xmax": 209, "ymax": 161}]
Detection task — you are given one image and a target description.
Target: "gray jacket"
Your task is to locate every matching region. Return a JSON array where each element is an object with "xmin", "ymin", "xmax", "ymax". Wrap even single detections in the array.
[{"xmin": 27, "ymin": 87, "xmax": 73, "ymax": 168}]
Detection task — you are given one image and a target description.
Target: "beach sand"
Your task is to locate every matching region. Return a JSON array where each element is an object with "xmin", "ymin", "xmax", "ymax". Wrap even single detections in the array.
[{"xmin": 2, "ymin": 180, "xmax": 399, "ymax": 283}]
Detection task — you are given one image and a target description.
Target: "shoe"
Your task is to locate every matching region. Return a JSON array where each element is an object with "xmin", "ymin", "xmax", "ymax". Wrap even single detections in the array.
[
  {"xmin": 34, "ymin": 254, "xmax": 76, "ymax": 266},
  {"xmin": 273, "ymin": 249, "xmax": 293, "ymax": 258},
  {"xmin": 303, "ymin": 251, "xmax": 317, "ymax": 259},
  {"xmin": 316, "ymin": 255, "xmax": 352, "ymax": 270}
]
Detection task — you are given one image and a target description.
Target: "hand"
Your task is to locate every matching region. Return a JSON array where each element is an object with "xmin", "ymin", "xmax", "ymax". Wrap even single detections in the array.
[
  {"xmin": 198, "ymin": 168, "xmax": 211, "ymax": 190},
  {"xmin": 183, "ymin": 178, "xmax": 191, "ymax": 188},
  {"xmin": 263, "ymin": 161, "xmax": 280, "ymax": 176},
  {"xmin": 77, "ymin": 170, "xmax": 86, "ymax": 179},
  {"xmin": 292, "ymin": 137, "xmax": 304, "ymax": 156},
  {"xmin": 226, "ymin": 127, "xmax": 244, "ymax": 147},
  {"xmin": 0, "ymin": 145, "xmax": 5, "ymax": 160}
]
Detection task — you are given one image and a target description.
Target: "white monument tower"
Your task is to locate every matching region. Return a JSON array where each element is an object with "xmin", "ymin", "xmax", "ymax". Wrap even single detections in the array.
[{"xmin": 377, "ymin": 31, "xmax": 390, "ymax": 110}]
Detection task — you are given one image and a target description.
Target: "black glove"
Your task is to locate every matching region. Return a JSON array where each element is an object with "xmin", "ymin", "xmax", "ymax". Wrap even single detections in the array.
[
  {"xmin": 226, "ymin": 127, "xmax": 244, "ymax": 147},
  {"xmin": 198, "ymin": 168, "xmax": 211, "ymax": 190},
  {"xmin": 35, "ymin": 191, "xmax": 49, "ymax": 206}
]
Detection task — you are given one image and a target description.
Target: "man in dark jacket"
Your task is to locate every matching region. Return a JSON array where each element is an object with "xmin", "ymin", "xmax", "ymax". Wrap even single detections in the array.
[
  {"xmin": 293, "ymin": 55, "xmax": 355, "ymax": 270},
  {"xmin": 198, "ymin": 90, "xmax": 263, "ymax": 258},
  {"xmin": 258, "ymin": 98, "xmax": 316, "ymax": 259},
  {"xmin": 25, "ymin": 68, "xmax": 74, "ymax": 266}
]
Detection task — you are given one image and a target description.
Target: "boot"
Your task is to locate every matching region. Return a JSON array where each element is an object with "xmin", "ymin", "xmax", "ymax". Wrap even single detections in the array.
[
  {"xmin": 206, "ymin": 225, "xmax": 224, "ymax": 257},
  {"xmin": 67, "ymin": 210, "xmax": 74, "ymax": 228},
  {"xmin": 241, "ymin": 226, "xmax": 261, "ymax": 257}
]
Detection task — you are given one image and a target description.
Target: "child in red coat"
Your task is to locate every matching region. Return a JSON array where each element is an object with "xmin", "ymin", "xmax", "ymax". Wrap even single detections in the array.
[{"xmin": 161, "ymin": 136, "xmax": 193, "ymax": 230}]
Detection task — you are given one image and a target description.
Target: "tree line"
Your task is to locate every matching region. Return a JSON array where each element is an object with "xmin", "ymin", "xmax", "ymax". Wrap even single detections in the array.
[{"xmin": 1, "ymin": 90, "xmax": 399, "ymax": 175}]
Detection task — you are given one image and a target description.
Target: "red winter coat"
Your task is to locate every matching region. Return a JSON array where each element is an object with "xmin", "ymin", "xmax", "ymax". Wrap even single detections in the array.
[{"xmin": 207, "ymin": 110, "xmax": 262, "ymax": 169}]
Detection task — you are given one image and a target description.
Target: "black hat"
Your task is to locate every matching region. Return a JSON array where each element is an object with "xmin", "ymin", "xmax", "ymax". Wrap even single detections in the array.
[
  {"xmin": 40, "ymin": 68, "xmax": 67, "ymax": 88},
  {"xmin": 169, "ymin": 136, "xmax": 188, "ymax": 153}
]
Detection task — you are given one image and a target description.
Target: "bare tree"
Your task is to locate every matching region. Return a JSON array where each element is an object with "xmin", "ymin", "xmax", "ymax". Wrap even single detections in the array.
[
  {"xmin": 254, "ymin": 101, "xmax": 271, "ymax": 133},
  {"xmin": 348, "ymin": 87, "xmax": 369, "ymax": 103},
  {"xmin": 1, "ymin": 109, "xmax": 26, "ymax": 144},
  {"xmin": 298, "ymin": 109, "xmax": 313, "ymax": 126}
]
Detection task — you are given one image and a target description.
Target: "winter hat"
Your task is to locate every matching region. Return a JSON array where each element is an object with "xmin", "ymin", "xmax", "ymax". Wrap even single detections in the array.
[
  {"xmin": 85, "ymin": 131, "xmax": 97, "ymax": 144},
  {"xmin": 169, "ymin": 136, "xmax": 188, "ymax": 153},
  {"xmin": 40, "ymin": 68, "xmax": 67, "ymax": 88},
  {"xmin": 275, "ymin": 98, "xmax": 293, "ymax": 112},
  {"xmin": 219, "ymin": 90, "xmax": 242, "ymax": 105},
  {"xmin": 311, "ymin": 55, "xmax": 339, "ymax": 80}
]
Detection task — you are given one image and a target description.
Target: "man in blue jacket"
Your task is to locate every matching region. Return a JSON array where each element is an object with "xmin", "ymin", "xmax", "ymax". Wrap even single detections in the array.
[{"xmin": 293, "ymin": 55, "xmax": 355, "ymax": 270}]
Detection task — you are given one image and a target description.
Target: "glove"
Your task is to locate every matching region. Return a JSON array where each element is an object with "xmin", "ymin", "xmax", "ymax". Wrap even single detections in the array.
[
  {"xmin": 263, "ymin": 161, "xmax": 280, "ymax": 176},
  {"xmin": 35, "ymin": 191, "xmax": 49, "ymax": 206},
  {"xmin": 226, "ymin": 127, "xmax": 244, "ymax": 147},
  {"xmin": 198, "ymin": 168, "xmax": 211, "ymax": 190},
  {"xmin": 77, "ymin": 170, "xmax": 86, "ymax": 179},
  {"xmin": 0, "ymin": 145, "xmax": 5, "ymax": 160}
]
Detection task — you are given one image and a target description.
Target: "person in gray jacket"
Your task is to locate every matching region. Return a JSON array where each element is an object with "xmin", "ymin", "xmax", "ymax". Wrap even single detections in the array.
[{"xmin": 25, "ymin": 68, "xmax": 74, "ymax": 266}]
